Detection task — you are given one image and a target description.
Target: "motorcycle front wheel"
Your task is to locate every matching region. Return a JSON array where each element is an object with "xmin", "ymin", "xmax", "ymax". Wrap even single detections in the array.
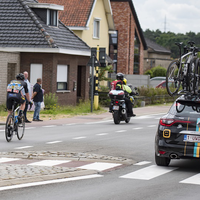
[{"xmin": 113, "ymin": 111, "xmax": 120, "ymax": 124}]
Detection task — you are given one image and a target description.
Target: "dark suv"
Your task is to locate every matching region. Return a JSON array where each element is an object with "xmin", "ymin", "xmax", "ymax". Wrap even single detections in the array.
[{"xmin": 155, "ymin": 97, "xmax": 200, "ymax": 166}]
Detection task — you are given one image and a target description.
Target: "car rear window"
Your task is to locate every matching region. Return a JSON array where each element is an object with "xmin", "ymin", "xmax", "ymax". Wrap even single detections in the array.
[{"xmin": 169, "ymin": 102, "xmax": 200, "ymax": 117}]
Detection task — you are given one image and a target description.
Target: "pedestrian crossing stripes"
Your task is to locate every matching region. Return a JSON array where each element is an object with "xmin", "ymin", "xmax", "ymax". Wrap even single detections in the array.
[
  {"xmin": 27, "ymin": 160, "xmax": 71, "ymax": 166},
  {"xmin": 180, "ymin": 173, "xmax": 200, "ymax": 185},
  {"xmin": 120, "ymin": 165, "xmax": 177, "ymax": 180},
  {"xmin": 0, "ymin": 158, "xmax": 200, "ymax": 185},
  {"xmin": 0, "ymin": 157, "xmax": 122, "ymax": 172}
]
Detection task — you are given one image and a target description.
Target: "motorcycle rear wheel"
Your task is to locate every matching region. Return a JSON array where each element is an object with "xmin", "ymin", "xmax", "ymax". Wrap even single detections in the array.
[
  {"xmin": 125, "ymin": 117, "xmax": 130, "ymax": 123},
  {"xmin": 113, "ymin": 111, "xmax": 120, "ymax": 124}
]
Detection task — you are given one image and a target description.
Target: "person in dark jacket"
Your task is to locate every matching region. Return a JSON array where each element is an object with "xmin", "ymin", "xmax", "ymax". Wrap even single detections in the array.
[{"xmin": 31, "ymin": 78, "xmax": 43, "ymax": 121}]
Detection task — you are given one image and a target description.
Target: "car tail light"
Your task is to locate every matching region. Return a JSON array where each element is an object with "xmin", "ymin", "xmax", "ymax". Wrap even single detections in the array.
[
  {"xmin": 159, "ymin": 118, "xmax": 192, "ymax": 127},
  {"xmin": 159, "ymin": 150, "xmax": 166, "ymax": 155}
]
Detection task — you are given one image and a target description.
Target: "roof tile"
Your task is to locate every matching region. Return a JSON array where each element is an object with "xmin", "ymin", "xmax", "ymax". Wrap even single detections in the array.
[
  {"xmin": 38, "ymin": 0, "xmax": 94, "ymax": 27},
  {"xmin": 0, "ymin": 0, "xmax": 90, "ymax": 52}
]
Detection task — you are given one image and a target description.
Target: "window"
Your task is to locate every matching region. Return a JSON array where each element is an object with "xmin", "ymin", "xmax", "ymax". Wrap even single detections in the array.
[
  {"xmin": 109, "ymin": 31, "xmax": 118, "ymax": 73},
  {"xmin": 47, "ymin": 9, "xmax": 58, "ymax": 26},
  {"xmin": 57, "ymin": 65, "xmax": 68, "ymax": 90},
  {"xmin": 134, "ymin": 30, "xmax": 140, "ymax": 74},
  {"xmin": 30, "ymin": 64, "xmax": 43, "ymax": 86},
  {"xmin": 93, "ymin": 18, "xmax": 100, "ymax": 38}
]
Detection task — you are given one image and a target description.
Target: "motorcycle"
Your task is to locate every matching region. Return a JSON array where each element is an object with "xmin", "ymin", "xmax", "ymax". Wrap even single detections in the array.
[{"xmin": 109, "ymin": 87, "xmax": 138, "ymax": 124}]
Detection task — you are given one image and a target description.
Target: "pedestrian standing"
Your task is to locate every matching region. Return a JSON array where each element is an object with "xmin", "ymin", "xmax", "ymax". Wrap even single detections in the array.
[
  {"xmin": 32, "ymin": 78, "xmax": 43, "ymax": 121},
  {"xmin": 23, "ymin": 71, "xmax": 32, "ymax": 123}
]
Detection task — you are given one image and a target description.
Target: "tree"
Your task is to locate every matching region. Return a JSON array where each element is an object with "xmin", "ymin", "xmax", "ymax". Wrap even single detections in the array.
[{"xmin": 143, "ymin": 29, "xmax": 200, "ymax": 59}]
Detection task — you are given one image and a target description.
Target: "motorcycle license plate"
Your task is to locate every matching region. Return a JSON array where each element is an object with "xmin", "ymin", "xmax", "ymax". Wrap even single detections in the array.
[{"xmin": 113, "ymin": 106, "xmax": 119, "ymax": 110}]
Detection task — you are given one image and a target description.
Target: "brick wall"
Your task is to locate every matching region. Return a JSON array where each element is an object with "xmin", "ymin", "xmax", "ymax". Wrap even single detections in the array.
[
  {"xmin": 111, "ymin": 1, "xmax": 144, "ymax": 75},
  {"xmin": 21, "ymin": 53, "xmax": 90, "ymax": 106},
  {"xmin": 0, "ymin": 52, "xmax": 20, "ymax": 104}
]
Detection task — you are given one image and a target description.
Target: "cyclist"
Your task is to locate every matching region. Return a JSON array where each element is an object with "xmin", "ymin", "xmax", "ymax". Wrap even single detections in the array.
[{"xmin": 6, "ymin": 73, "xmax": 31, "ymax": 122}]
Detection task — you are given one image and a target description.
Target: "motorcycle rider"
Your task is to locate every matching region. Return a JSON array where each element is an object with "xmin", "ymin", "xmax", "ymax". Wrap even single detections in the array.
[
  {"xmin": 122, "ymin": 78, "xmax": 136, "ymax": 117},
  {"xmin": 110, "ymin": 72, "xmax": 124, "ymax": 90},
  {"xmin": 110, "ymin": 73, "xmax": 136, "ymax": 117}
]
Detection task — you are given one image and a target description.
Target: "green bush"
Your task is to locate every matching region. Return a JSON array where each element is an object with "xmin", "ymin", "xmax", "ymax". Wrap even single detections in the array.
[
  {"xmin": 152, "ymin": 66, "xmax": 167, "ymax": 77},
  {"xmin": 144, "ymin": 69, "xmax": 153, "ymax": 78},
  {"xmin": 44, "ymin": 93, "xmax": 58, "ymax": 110},
  {"xmin": 144, "ymin": 66, "xmax": 167, "ymax": 78}
]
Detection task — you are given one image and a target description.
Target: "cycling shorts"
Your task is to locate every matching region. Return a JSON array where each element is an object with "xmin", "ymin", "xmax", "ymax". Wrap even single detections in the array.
[{"xmin": 6, "ymin": 93, "xmax": 25, "ymax": 110}]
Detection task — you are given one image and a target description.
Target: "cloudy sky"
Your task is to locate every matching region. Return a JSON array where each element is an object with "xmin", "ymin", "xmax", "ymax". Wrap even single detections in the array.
[{"xmin": 132, "ymin": 0, "xmax": 200, "ymax": 34}]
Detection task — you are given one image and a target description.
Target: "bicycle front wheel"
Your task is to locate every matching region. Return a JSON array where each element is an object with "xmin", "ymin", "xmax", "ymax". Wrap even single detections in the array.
[
  {"xmin": 166, "ymin": 60, "xmax": 181, "ymax": 96},
  {"xmin": 5, "ymin": 114, "xmax": 14, "ymax": 142},
  {"xmin": 16, "ymin": 115, "xmax": 25, "ymax": 140}
]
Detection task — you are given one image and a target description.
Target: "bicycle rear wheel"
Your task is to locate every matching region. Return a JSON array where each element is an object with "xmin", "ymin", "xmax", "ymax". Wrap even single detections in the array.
[
  {"xmin": 166, "ymin": 60, "xmax": 181, "ymax": 96},
  {"xmin": 188, "ymin": 58, "xmax": 196, "ymax": 94},
  {"xmin": 16, "ymin": 115, "xmax": 25, "ymax": 140},
  {"xmin": 194, "ymin": 58, "xmax": 200, "ymax": 94},
  {"xmin": 5, "ymin": 114, "xmax": 14, "ymax": 142}
]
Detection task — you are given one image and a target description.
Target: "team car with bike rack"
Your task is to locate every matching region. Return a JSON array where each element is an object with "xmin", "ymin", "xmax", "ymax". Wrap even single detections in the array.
[
  {"xmin": 155, "ymin": 95, "xmax": 200, "ymax": 166},
  {"xmin": 155, "ymin": 41, "xmax": 200, "ymax": 166}
]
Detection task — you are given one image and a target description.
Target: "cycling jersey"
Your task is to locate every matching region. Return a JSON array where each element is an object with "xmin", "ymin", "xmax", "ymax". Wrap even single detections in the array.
[{"xmin": 6, "ymin": 80, "xmax": 28, "ymax": 110}]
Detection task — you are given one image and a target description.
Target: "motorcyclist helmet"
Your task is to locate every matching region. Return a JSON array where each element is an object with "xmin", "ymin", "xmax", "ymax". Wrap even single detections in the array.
[
  {"xmin": 123, "ymin": 78, "xmax": 127, "ymax": 85},
  {"xmin": 16, "ymin": 73, "xmax": 25, "ymax": 80},
  {"xmin": 116, "ymin": 73, "xmax": 124, "ymax": 81}
]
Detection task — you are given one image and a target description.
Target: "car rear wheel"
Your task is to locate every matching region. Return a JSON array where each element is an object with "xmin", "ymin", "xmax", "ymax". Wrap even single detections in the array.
[{"xmin": 155, "ymin": 153, "xmax": 171, "ymax": 166}]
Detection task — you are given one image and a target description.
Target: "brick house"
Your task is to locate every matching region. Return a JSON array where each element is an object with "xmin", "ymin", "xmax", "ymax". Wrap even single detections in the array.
[
  {"xmin": 0, "ymin": 0, "xmax": 91, "ymax": 106},
  {"xmin": 37, "ymin": 0, "xmax": 115, "ymax": 56},
  {"xmin": 143, "ymin": 38, "xmax": 171, "ymax": 72},
  {"xmin": 110, "ymin": 0, "xmax": 147, "ymax": 75}
]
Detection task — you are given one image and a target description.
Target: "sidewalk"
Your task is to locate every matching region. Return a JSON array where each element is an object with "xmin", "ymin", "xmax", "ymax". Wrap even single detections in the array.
[
  {"xmin": 0, "ymin": 104, "xmax": 171, "ymax": 188},
  {"xmin": 0, "ymin": 104, "xmax": 170, "ymax": 126}
]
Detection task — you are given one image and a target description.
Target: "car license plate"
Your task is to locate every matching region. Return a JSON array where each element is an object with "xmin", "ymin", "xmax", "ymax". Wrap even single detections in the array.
[
  {"xmin": 184, "ymin": 135, "xmax": 200, "ymax": 142},
  {"xmin": 113, "ymin": 106, "xmax": 119, "ymax": 110}
]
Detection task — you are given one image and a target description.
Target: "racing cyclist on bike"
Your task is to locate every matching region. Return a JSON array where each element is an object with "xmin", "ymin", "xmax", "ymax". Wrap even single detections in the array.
[{"xmin": 6, "ymin": 73, "xmax": 31, "ymax": 122}]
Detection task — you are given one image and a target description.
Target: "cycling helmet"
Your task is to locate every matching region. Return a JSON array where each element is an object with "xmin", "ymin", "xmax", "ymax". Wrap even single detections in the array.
[
  {"xmin": 16, "ymin": 73, "xmax": 25, "ymax": 80},
  {"xmin": 116, "ymin": 73, "xmax": 124, "ymax": 81},
  {"xmin": 123, "ymin": 78, "xmax": 127, "ymax": 85}
]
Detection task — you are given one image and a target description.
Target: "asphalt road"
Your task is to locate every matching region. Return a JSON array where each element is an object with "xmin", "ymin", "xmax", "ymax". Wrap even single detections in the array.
[{"xmin": 1, "ymin": 108, "xmax": 200, "ymax": 200}]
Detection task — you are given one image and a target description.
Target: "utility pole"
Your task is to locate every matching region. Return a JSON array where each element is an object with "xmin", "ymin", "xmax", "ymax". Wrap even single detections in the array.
[
  {"xmin": 94, "ymin": 45, "xmax": 99, "ymax": 110},
  {"xmin": 164, "ymin": 16, "xmax": 166, "ymax": 32}
]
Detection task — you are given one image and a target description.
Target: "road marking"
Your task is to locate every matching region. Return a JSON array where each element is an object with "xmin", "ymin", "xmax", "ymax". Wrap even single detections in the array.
[
  {"xmin": 78, "ymin": 162, "xmax": 122, "ymax": 171},
  {"xmin": 132, "ymin": 127, "xmax": 143, "ymax": 130},
  {"xmin": 116, "ymin": 130, "xmax": 127, "ymax": 133},
  {"xmin": 0, "ymin": 174, "xmax": 103, "ymax": 191},
  {"xmin": 15, "ymin": 146, "xmax": 33, "ymax": 149},
  {"xmin": 147, "ymin": 125, "xmax": 156, "ymax": 128},
  {"xmin": 120, "ymin": 165, "xmax": 177, "ymax": 180},
  {"xmin": 180, "ymin": 173, "xmax": 200, "ymax": 185},
  {"xmin": 28, "ymin": 160, "xmax": 71, "ymax": 166},
  {"xmin": 134, "ymin": 161, "xmax": 151, "ymax": 166},
  {"xmin": 25, "ymin": 127, "xmax": 36, "ymax": 130},
  {"xmin": 42, "ymin": 125, "xmax": 57, "ymax": 128},
  {"xmin": 85, "ymin": 120, "xmax": 112, "ymax": 125},
  {"xmin": 73, "ymin": 136, "xmax": 86, "ymax": 140},
  {"xmin": 46, "ymin": 141, "xmax": 62, "ymax": 144},
  {"xmin": 63, "ymin": 123, "xmax": 76, "ymax": 126},
  {"xmin": 96, "ymin": 133, "xmax": 108, "ymax": 136},
  {"xmin": 0, "ymin": 158, "xmax": 20, "ymax": 163}
]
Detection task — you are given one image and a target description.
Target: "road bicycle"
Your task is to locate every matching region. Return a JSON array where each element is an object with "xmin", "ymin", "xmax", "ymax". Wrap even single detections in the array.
[
  {"xmin": 166, "ymin": 41, "xmax": 199, "ymax": 96},
  {"xmin": 5, "ymin": 101, "xmax": 25, "ymax": 142}
]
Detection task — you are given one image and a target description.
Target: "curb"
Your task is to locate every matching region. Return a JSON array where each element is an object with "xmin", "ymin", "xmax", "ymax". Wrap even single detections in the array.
[{"xmin": 0, "ymin": 169, "xmax": 97, "ymax": 187}]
